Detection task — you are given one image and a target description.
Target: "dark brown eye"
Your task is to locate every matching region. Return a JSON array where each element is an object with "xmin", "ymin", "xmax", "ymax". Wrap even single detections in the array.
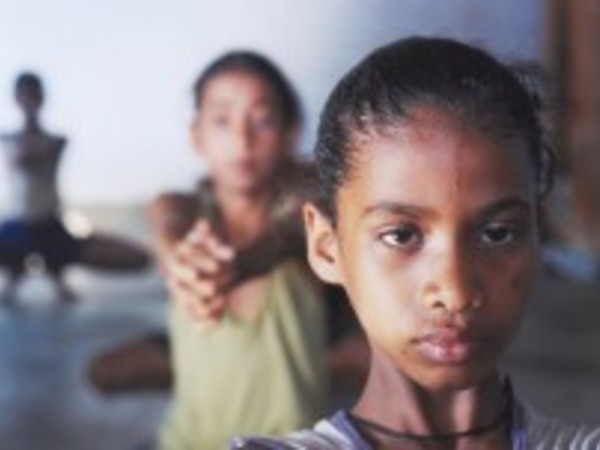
[
  {"xmin": 253, "ymin": 115, "xmax": 277, "ymax": 131},
  {"xmin": 381, "ymin": 225, "xmax": 422, "ymax": 248},
  {"xmin": 478, "ymin": 223, "xmax": 520, "ymax": 247}
]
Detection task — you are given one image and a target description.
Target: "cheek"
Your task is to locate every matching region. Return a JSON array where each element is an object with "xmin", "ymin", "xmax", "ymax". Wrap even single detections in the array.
[
  {"xmin": 255, "ymin": 133, "xmax": 285, "ymax": 158},
  {"xmin": 246, "ymin": 139, "xmax": 286, "ymax": 182},
  {"xmin": 196, "ymin": 131, "xmax": 225, "ymax": 162},
  {"xmin": 200, "ymin": 149, "xmax": 228, "ymax": 175},
  {"xmin": 483, "ymin": 246, "xmax": 538, "ymax": 329},
  {"xmin": 342, "ymin": 239, "xmax": 420, "ymax": 344}
]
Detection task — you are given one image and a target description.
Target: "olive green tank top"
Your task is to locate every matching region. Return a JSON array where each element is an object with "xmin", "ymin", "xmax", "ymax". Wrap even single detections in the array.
[{"xmin": 158, "ymin": 259, "xmax": 327, "ymax": 450}]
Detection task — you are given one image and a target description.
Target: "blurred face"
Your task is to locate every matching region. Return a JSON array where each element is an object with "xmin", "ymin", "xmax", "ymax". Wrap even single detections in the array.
[
  {"xmin": 16, "ymin": 84, "xmax": 43, "ymax": 116},
  {"xmin": 305, "ymin": 107, "xmax": 539, "ymax": 392},
  {"xmin": 192, "ymin": 70, "xmax": 293, "ymax": 194}
]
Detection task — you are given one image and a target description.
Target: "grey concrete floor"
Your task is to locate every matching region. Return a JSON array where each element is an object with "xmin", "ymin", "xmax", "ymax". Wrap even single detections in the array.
[
  {"xmin": 0, "ymin": 268, "xmax": 598, "ymax": 450},
  {"xmin": 0, "ymin": 268, "xmax": 169, "ymax": 450}
]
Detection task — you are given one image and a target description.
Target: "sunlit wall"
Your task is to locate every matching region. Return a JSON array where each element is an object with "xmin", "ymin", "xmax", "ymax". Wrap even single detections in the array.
[{"xmin": 0, "ymin": 0, "xmax": 542, "ymax": 205}]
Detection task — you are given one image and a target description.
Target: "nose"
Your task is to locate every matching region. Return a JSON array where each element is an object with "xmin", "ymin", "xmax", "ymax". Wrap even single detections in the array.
[
  {"xmin": 422, "ymin": 242, "xmax": 483, "ymax": 314},
  {"xmin": 230, "ymin": 121, "xmax": 253, "ymax": 156}
]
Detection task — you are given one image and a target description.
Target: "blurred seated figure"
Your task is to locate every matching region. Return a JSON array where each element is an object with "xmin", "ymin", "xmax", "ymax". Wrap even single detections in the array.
[{"xmin": 0, "ymin": 72, "xmax": 150, "ymax": 305}]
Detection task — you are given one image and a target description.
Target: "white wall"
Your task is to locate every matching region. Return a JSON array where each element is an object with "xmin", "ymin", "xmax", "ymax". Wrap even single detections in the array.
[{"xmin": 0, "ymin": 0, "xmax": 543, "ymax": 205}]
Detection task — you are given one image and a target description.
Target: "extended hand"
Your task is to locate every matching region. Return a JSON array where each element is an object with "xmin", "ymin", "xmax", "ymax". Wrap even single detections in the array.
[{"xmin": 165, "ymin": 220, "xmax": 235, "ymax": 326}]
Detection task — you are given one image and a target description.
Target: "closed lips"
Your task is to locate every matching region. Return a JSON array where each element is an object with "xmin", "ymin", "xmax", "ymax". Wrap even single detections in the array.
[{"xmin": 415, "ymin": 329, "xmax": 488, "ymax": 364}]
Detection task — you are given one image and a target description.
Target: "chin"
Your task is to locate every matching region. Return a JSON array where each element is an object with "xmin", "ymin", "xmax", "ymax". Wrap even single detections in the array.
[{"xmin": 412, "ymin": 363, "xmax": 497, "ymax": 394}]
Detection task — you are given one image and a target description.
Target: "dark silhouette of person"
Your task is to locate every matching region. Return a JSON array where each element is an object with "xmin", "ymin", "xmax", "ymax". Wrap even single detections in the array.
[{"xmin": 0, "ymin": 72, "xmax": 150, "ymax": 304}]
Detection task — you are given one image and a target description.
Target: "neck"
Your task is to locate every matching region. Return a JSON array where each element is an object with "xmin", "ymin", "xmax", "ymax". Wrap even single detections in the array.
[
  {"xmin": 213, "ymin": 183, "xmax": 273, "ymax": 247},
  {"xmin": 353, "ymin": 346, "xmax": 507, "ymax": 446},
  {"xmin": 24, "ymin": 115, "xmax": 42, "ymax": 133}
]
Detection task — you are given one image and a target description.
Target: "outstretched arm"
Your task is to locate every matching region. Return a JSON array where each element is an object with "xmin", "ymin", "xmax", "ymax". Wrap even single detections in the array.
[
  {"xmin": 149, "ymin": 180, "xmax": 311, "ymax": 325},
  {"xmin": 149, "ymin": 192, "xmax": 198, "ymax": 259},
  {"xmin": 231, "ymin": 210, "xmax": 306, "ymax": 285},
  {"xmin": 149, "ymin": 193, "xmax": 235, "ymax": 324},
  {"xmin": 231, "ymin": 161, "xmax": 316, "ymax": 284}
]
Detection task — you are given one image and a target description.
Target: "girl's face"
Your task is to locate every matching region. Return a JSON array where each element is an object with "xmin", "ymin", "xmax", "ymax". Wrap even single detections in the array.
[
  {"xmin": 192, "ymin": 70, "xmax": 293, "ymax": 194},
  {"xmin": 305, "ymin": 107, "xmax": 539, "ymax": 392}
]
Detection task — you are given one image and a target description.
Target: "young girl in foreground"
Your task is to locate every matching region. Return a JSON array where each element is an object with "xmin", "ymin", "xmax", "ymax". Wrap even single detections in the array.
[
  {"xmin": 155, "ymin": 52, "xmax": 327, "ymax": 449},
  {"xmin": 232, "ymin": 38, "xmax": 600, "ymax": 449}
]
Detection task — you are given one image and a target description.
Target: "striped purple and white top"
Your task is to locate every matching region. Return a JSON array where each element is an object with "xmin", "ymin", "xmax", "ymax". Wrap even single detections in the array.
[{"xmin": 230, "ymin": 400, "xmax": 600, "ymax": 450}]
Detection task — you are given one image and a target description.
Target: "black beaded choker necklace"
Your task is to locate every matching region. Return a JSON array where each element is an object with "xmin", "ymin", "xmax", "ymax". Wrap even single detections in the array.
[{"xmin": 349, "ymin": 383, "xmax": 513, "ymax": 442}]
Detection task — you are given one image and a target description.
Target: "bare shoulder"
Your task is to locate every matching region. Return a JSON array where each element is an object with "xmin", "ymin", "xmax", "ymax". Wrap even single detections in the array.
[
  {"xmin": 50, "ymin": 134, "xmax": 67, "ymax": 150},
  {"xmin": 0, "ymin": 131, "xmax": 66, "ymax": 151},
  {"xmin": 42, "ymin": 134, "xmax": 67, "ymax": 157},
  {"xmin": 281, "ymin": 159, "xmax": 316, "ymax": 193},
  {"xmin": 0, "ymin": 132, "xmax": 16, "ymax": 145},
  {"xmin": 148, "ymin": 191, "xmax": 200, "ymax": 239},
  {"xmin": 153, "ymin": 191, "xmax": 197, "ymax": 208},
  {"xmin": 270, "ymin": 159, "xmax": 316, "ymax": 218},
  {"xmin": 150, "ymin": 192, "xmax": 198, "ymax": 219}
]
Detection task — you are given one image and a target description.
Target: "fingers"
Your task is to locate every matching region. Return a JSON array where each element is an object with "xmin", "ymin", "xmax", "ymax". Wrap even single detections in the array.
[
  {"xmin": 167, "ymin": 264, "xmax": 222, "ymax": 299},
  {"xmin": 187, "ymin": 221, "xmax": 235, "ymax": 261},
  {"xmin": 165, "ymin": 219, "xmax": 235, "ymax": 325},
  {"xmin": 170, "ymin": 277, "xmax": 226, "ymax": 324},
  {"xmin": 171, "ymin": 247, "xmax": 221, "ymax": 282},
  {"xmin": 170, "ymin": 227, "xmax": 234, "ymax": 293},
  {"xmin": 183, "ymin": 220, "xmax": 235, "ymax": 269}
]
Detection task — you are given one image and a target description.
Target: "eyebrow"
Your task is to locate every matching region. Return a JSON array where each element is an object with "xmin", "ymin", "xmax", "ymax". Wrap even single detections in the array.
[
  {"xmin": 362, "ymin": 202, "xmax": 437, "ymax": 220},
  {"xmin": 206, "ymin": 97, "xmax": 275, "ymax": 110},
  {"xmin": 477, "ymin": 197, "xmax": 533, "ymax": 217},
  {"xmin": 361, "ymin": 196, "xmax": 532, "ymax": 221}
]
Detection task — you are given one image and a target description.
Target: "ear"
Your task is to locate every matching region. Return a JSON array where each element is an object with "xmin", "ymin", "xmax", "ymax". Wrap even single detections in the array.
[{"xmin": 303, "ymin": 202, "xmax": 344, "ymax": 285}]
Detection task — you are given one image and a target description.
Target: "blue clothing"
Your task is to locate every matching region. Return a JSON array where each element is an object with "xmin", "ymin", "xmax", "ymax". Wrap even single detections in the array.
[{"xmin": 0, "ymin": 216, "xmax": 85, "ymax": 269}]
